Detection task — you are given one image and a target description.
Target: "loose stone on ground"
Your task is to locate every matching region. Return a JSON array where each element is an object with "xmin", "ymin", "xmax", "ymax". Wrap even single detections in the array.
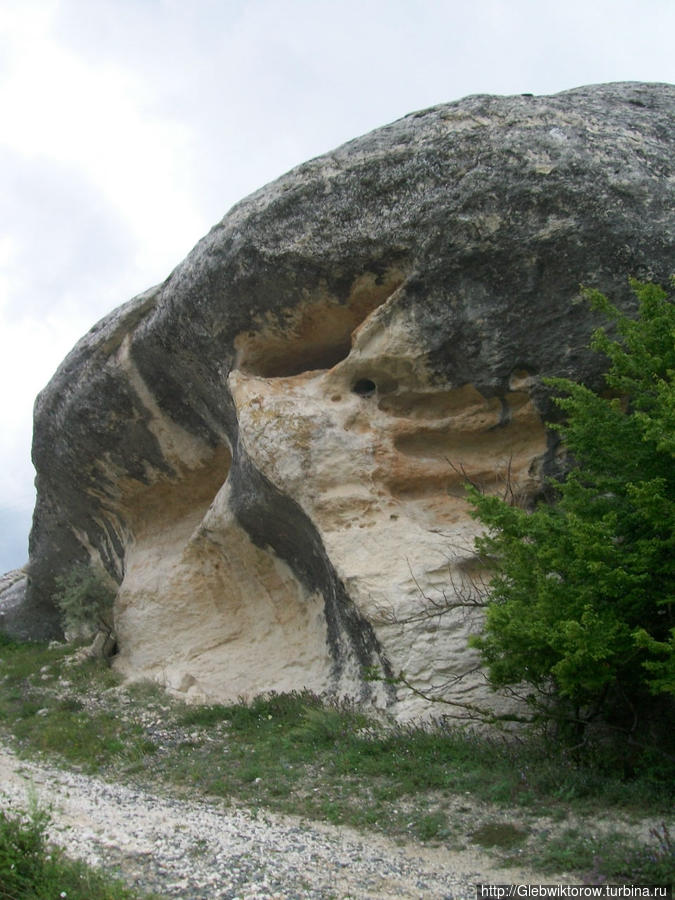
[{"xmin": 0, "ymin": 743, "xmax": 544, "ymax": 899}]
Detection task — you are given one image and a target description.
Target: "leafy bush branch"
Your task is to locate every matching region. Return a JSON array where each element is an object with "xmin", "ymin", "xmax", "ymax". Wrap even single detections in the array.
[
  {"xmin": 468, "ymin": 279, "xmax": 674, "ymax": 756},
  {"xmin": 368, "ymin": 279, "xmax": 674, "ymax": 768},
  {"xmin": 54, "ymin": 564, "xmax": 117, "ymax": 655}
]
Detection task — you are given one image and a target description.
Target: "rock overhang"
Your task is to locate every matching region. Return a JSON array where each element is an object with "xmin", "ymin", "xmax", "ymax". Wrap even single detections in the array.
[{"xmin": 17, "ymin": 81, "xmax": 675, "ymax": 715}]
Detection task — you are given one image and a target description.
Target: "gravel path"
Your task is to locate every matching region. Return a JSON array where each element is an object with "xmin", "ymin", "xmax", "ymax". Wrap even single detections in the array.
[{"xmin": 0, "ymin": 744, "xmax": 544, "ymax": 899}]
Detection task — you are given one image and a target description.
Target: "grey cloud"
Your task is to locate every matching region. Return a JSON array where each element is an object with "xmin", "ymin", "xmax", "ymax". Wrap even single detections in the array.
[
  {"xmin": 49, "ymin": 0, "xmax": 675, "ymax": 232},
  {"xmin": 0, "ymin": 507, "xmax": 30, "ymax": 572},
  {"xmin": 1, "ymin": 150, "xmax": 137, "ymax": 321}
]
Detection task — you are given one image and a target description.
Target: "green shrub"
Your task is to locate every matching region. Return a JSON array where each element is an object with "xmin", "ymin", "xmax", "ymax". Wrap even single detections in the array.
[
  {"xmin": 469, "ymin": 279, "xmax": 675, "ymax": 752},
  {"xmin": 54, "ymin": 564, "xmax": 116, "ymax": 639},
  {"xmin": 0, "ymin": 804, "xmax": 143, "ymax": 899}
]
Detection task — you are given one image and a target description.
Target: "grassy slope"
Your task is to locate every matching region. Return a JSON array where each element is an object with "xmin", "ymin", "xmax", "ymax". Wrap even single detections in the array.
[{"xmin": 0, "ymin": 635, "xmax": 673, "ymax": 889}]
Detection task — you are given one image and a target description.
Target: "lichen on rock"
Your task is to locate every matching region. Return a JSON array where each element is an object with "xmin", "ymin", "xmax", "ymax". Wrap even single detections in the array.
[{"xmin": 14, "ymin": 82, "xmax": 675, "ymax": 716}]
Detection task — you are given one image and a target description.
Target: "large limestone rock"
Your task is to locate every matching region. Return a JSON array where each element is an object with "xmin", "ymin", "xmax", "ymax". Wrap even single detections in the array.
[
  {"xmin": 20, "ymin": 82, "xmax": 675, "ymax": 716},
  {"xmin": 0, "ymin": 569, "xmax": 34, "ymax": 641}
]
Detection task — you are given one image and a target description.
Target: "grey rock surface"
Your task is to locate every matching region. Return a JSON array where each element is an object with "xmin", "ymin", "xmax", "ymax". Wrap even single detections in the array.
[
  {"xmin": 0, "ymin": 569, "xmax": 42, "ymax": 641},
  {"xmin": 20, "ymin": 82, "xmax": 674, "ymax": 708}
]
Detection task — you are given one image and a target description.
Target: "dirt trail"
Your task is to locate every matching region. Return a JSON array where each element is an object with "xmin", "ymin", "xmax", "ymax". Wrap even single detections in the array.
[{"xmin": 1, "ymin": 743, "xmax": 553, "ymax": 899}]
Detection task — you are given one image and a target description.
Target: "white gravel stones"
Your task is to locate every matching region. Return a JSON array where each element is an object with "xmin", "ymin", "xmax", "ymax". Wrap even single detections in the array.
[{"xmin": 0, "ymin": 744, "xmax": 537, "ymax": 899}]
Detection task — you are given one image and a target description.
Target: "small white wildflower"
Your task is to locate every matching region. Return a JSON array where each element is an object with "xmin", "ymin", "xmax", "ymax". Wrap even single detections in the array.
[{"xmin": 60, "ymin": 893, "xmax": 67, "ymax": 898}]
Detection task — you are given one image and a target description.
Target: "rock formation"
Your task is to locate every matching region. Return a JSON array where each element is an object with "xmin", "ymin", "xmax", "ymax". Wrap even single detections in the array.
[
  {"xmin": 13, "ymin": 82, "xmax": 675, "ymax": 716},
  {"xmin": 0, "ymin": 569, "xmax": 31, "ymax": 639}
]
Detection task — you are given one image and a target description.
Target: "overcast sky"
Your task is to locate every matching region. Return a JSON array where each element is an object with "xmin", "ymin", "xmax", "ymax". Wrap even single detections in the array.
[{"xmin": 1, "ymin": 0, "xmax": 673, "ymax": 572}]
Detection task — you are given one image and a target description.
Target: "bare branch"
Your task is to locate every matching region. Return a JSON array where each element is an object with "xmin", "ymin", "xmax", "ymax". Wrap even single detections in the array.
[
  {"xmin": 445, "ymin": 457, "xmax": 483, "ymax": 492},
  {"xmin": 501, "ymin": 454, "xmax": 516, "ymax": 504},
  {"xmin": 392, "ymin": 670, "xmax": 536, "ymax": 726}
]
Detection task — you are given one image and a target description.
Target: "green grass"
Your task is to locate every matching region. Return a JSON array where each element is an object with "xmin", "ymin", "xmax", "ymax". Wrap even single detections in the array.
[
  {"xmin": 1, "ymin": 635, "xmax": 674, "ymax": 886},
  {"xmin": 531, "ymin": 823, "xmax": 675, "ymax": 884},
  {"xmin": 0, "ymin": 805, "xmax": 156, "ymax": 900},
  {"xmin": 471, "ymin": 822, "xmax": 529, "ymax": 850},
  {"xmin": 0, "ymin": 638, "xmax": 157, "ymax": 774}
]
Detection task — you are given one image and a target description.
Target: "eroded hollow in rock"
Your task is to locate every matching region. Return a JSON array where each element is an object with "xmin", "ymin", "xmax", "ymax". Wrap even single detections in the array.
[
  {"xmin": 352, "ymin": 378, "xmax": 377, "ymax": 397},
  {"xmin": 384, "ymin": 388, "xmax": 548, "ymax": 503},
  {"xmin": 113, "ymin": 443, "xmax": 337, "ymax": 702},
  {"xmin": 119, "ymin": 444, "xmax": 232, "ymax": 541},
  {"xmin": 234, "ymin": 268, "xmax": 406, "ymax": 377}
]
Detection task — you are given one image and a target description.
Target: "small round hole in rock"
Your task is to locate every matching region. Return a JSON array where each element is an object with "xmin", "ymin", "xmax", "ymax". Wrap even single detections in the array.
[{"xmin": 352, "ymin": 378, "xmax": 377, "ymax": 397}]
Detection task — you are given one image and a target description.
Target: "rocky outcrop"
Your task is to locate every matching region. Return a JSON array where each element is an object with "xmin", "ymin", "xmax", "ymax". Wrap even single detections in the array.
[
  {"xmin": 0, "ymin": 568, "xmax": 34, "ymax": 641},
  {"xmin": 19, "ymin": 82, "xmax": 675, "ymax": 715}
]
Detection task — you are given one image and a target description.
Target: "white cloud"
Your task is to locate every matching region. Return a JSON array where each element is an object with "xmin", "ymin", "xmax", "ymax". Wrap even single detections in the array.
[
  {"xmin": 0, "ymin": 308, "xmax": 93, "ymax": 569},
  {"xmin": 0, "ymin": 0, "xmax": 206, "ymax": 274},
  {"xmin": 0, "ymin": 0, "xmax": 673, "ymax": 571}
]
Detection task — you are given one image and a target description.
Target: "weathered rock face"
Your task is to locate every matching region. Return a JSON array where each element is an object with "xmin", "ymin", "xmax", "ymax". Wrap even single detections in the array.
[
  {"xmin": 0, "ymin": 569, "xmax": 33, "ymax": 641},
  {"xmin": 21, "ymin": 82, "xmax": 674, "ymax": 715}
]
